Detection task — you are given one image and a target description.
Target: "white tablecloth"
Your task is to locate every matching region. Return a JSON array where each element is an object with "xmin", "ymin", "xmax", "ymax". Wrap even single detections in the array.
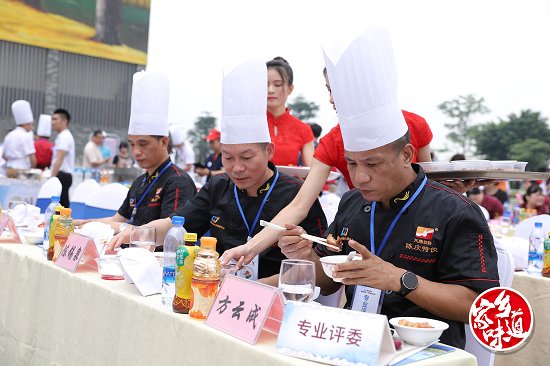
[
  {"xmin": 494, "ymin": 272, "xmax": 550, "ymax": 366},
  {"xmin": 0, "ymin": 243, "xmax": 476, "ymax": 366}
]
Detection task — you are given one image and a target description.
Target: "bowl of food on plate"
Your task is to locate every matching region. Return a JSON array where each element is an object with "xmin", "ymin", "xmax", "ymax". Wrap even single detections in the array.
[
  {"xmin": 389, "ymin": 317, "xmax": 449, "ymax": 346},
  {"xmin": 490, "ymin": 160, "xmax": 517, "ymax": 171},
  {"xmin": 514, "ymin": 161, "xmax": 528, "ymax": 172},
  {"xmin": 450, "ymin": 160, "xmax": 491, "ymax": 171},
  {"xmin": 319, "ymin": 254, "xmax": 362, "ymax": 282},
  {"xmin": 419, "ymin": 161, "xmax": 451, "ymax": 172}
]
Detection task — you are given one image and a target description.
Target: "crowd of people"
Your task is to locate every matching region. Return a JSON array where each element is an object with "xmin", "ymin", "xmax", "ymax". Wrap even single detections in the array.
[{"xmin": 1, "ymin": 28, "xmax": 504, "ymax": 350}]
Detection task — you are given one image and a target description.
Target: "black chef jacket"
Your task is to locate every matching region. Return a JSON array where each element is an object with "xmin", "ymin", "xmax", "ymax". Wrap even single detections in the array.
[
  {"xmin": 315, "ymin": 164, "xmax": 499, "ymax": 349},
  {"xmin": 178, "ymin": 163, "xmax": 328, "ymax": 278},
  {"xmin": 118, "ymin": 159, "xmax": 197, "ymax": 226}
]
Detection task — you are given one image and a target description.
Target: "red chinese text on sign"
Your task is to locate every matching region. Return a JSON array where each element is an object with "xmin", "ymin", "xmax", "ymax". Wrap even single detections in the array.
[{"xmin": 469, "ymin": 287, "xmax": 534, "ymax": 352}]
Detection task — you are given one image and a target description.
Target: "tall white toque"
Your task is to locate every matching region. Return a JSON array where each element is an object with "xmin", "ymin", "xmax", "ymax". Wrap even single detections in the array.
[
  {"xmin": 11, "ymin": 100, "xmax": 34, "ymax": 126},
  {"xmin": 220, "ymin": 60, "xmax": 270, "ymax": 144},
  {"xmin": 323, "ymin": 27, "xmax": 407, "ymax": 152},
  {"xmin": 37, "ymin": 114, "xmax": 52, "ymax": 137},
  {"xmin": 128, "ymin": 71, "xmax": 170, "ymax": 136}
]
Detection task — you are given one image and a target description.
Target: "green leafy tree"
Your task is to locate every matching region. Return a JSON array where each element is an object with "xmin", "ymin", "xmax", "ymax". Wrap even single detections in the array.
[
  {"xmin": 438, "ymin": 94, "xmax": 489, "ymax": 154},
  {"xmin": 474, "ymin": 110, "xmax": 550, "ymax": 161},
  {"xmin": 187, "ymin": 112, "xmax": 217, "ymax": 163},
  {"xmin": 510, "ymin": 139, "xmax": 550, "ymax": 172},
  {"xmin": 288, "ymin": 95, "xmax": 320, "ymax": 121}
]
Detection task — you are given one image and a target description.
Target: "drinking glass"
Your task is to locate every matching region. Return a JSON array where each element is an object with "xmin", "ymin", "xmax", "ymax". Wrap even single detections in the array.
[
  {"xmin": 278, "ymin": 259, "xmax": 316, "ymax": 303},
  {"xmin": 129, "ymin": 226, "xmax": 156, "ymax": 252},
  {"xmin": 7, "ymin": 201, "xmax": 27, "ymax": 225}
]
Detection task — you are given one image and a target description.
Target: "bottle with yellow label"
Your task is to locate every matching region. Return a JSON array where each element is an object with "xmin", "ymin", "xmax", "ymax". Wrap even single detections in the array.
[
  {"xmin": 543, "ymin": 232, "xmax": 550, "ymax": 277},
  {"xmin": 173, "ymin": 233, "xmax": 199, "ymax": 314},
  {"xmin": 189, "ymin": 237, "xmax": 220, "ymax": 319},
  {"xmin": 47, "ymin": 205, "xmax": 63, "ymax": 261}
]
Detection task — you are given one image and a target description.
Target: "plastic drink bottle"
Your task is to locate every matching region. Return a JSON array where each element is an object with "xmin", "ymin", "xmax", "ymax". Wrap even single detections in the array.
[
  {"xmin": 189, "ymin": 237, "xmax": 220, "ymax": 320},
  {"xmin": 162, "ymin": 216, "xmax": 186, "ymax": 307},
  {"xmin": 528, "ymin": 222, "xmax": 544, "ymax": 273},
  {"xmin": 43, "ymin": 196, "xmax": 60, "ymax": 255},
  {"xmin": 47, "ymin": 205, "xmax": 63, "ymax": 261},
  {"xmin": 173, "ymin": 233, "xmax": 199, "ymax": 314},
  {"xmin": 53, "ymin": 208, "xmax": 74, "ymax": 261}
]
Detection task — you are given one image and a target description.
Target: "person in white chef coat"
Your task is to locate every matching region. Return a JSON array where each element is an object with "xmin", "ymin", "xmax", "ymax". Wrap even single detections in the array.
[{"xmin": 2, "ymin": 100, "xmax": 37, "ymax": 177}]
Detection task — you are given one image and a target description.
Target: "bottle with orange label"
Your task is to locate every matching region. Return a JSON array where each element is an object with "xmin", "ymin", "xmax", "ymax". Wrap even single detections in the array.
[
  {"xmin": 53, "ymin": 208, "xmax": 74, "ymax": 261},
  {"xmin": 189, "ymin": 237, "xmax": 220, "ymax": 319},
  {"xmin": 47, "ymin": 205, "xmax": 63, "ymax": 261}
]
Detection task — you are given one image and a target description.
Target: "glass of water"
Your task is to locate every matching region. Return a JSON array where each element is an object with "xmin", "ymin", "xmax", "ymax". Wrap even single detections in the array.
[
  {"xmin": 278, "ymin": 259, "xmax": 316, "ymax": 303},
  {"xmin": 129, "ymin": 226, "xmax": 156, "ymax": 252}
]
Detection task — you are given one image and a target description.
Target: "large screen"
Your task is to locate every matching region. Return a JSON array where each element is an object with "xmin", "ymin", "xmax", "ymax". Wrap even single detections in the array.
[{"xmin": 0, "ymin": 0, "xmax": 149, "ymax": 65}]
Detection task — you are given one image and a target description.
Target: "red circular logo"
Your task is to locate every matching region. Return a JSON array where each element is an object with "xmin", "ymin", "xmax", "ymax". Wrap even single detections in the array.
[{"xmin": 469, "ymin": 287, "xmax": 534, "ymax": 352}]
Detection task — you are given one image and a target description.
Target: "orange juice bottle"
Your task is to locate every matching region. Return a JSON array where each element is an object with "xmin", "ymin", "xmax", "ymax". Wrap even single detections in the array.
[
  {"xmin": 53, "ymin": 208, "xmax": 74, "ymax": 261},
  {"xmin": 47, "ymin": 205, "xmax": 63, "ymax": 261},
  {"xmin": 189, "ymin": 237, "xmax": 220, "ymax": 319}
]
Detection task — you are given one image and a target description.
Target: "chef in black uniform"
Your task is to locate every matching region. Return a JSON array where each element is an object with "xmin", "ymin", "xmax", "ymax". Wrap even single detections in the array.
[
  {"xmin": 278, "ymin": 29, "xmax": 499, "ymax": 349},
  {"xmin": 78, "ymin": 71, "xmax": 196, "ymax": 236},
  {"xmin": 108, "ymin": 61, "xmax": 326, "ymax": 285}
]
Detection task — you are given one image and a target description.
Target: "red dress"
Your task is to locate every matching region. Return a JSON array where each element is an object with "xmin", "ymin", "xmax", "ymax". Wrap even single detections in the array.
[
  {"xmin": 267, "ymin": 109, "xmax": 314, "ymax": 166},
  {"xmin": 314, "ymin": 110, "xmax": 433, "ymax": 189},
  {"xmin": 34, "ymin": 138, "xmax": 54, "ymax": 170}
]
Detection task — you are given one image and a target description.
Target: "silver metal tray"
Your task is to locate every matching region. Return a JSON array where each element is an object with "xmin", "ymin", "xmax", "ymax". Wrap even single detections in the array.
[{"xmin": 425, "ymin": 170, "xmax": 550, "ymax": 181}]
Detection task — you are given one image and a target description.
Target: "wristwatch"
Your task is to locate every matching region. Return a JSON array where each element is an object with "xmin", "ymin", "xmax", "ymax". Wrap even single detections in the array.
[
  {"xmin": 399, "ymin": 271, "xmax": 418, "ymax": 296},
  {"xmin": 119, "ymin": 223, "xmax": 130, "ymax": 233}
]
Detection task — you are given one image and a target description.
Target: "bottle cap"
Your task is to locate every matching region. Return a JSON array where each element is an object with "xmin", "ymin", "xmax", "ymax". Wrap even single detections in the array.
[
  {"xmin": 172, "ymin": 215, "xmax": 185, "ymax": 226},
  {"xmin": 51, "ymin": 195, "xmax": 60, "ymax": 202},
  {"xmin": 200, "ymin": 236, "xmax": 217, "ymax": 250},
  {"xmin": 61, "ymin": 208, "xmax": 72, "ymax": 216},
  {"xmin": 535, "ymin": 222, "xmax": 543, "ymax": 228},
  {"xmin": 184, "ymin": 233, "xmax": 198, "ymax": 243}
]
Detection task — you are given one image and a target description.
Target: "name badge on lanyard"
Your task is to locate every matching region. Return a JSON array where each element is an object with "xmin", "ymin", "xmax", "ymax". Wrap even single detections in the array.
[
  {"xmin": 351, "ymin": 286, "xmax": 384, "ymax": 313},
  {"xmin": 233, "ymin": 172, "xmax": 279, "ymax": 282}
]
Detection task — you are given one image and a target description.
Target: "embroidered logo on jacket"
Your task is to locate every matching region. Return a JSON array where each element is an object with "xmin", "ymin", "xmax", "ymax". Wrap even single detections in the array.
[
  {"xmin": 394, "ymin": 191, "xmax": 410, "ymax": 203},
  {"xmin": 415, "ymin": 226, "xmax": 435, "ymax": 240},
  {"xmin": 210, "ymin": 216, "xmax": 225, "ymax": 230}
]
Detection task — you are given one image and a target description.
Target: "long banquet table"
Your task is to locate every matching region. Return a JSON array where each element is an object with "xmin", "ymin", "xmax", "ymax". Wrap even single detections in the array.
[
  {"xmin": 494, "ymin": 271, "xmax": 550, "ymax": 366},
  {"xmin": 0, "ymin": 243, "xmax": 477, "ymax": 366}
]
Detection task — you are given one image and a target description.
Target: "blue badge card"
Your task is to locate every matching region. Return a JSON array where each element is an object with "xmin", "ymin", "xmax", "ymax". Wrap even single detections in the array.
[{"xmin": 276, "ymin": 301, "xmax": 396, "ymax": 366}]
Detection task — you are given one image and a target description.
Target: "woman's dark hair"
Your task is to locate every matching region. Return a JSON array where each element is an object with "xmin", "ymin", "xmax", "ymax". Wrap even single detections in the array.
[
  {"xmin": 524, "ymin": 183, "xmax": 543, "ymax": 203},
  {"xmin": 119, "ymin": 141, "xmax": 129, "ymax": 150},
  {"xmin": 266, "ymin": 56, "xmax": 293, "ymax": 85},
  {"xmin": 450, "ymin": 153, "xmax": 466, "ymax": 161}
]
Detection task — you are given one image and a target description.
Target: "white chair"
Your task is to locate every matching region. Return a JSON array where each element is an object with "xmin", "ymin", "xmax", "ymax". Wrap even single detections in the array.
[
  {"xmin": 464, "ymin": 244, "xmax": 515, "ymax": 366},
  {"xmin": 513, "ymin": 214, "xmax": 550, "ymax": 240},
  {"xmin": 70, "ymin": 179, "xmax": 100, "ymax": 219},
  {"xmin": 84, "ymin": 183, "xmax": 128, "ymax": 219},
  {"xmin": 315, "ymin": 286, "xmax": 344, "ymax": 308},
  {"xmin": 35, "ymin": 177, "xmax": 62, "ymax": 213}
]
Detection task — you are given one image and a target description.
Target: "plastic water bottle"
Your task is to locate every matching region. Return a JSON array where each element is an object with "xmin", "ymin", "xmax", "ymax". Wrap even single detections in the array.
[
  {"xmin": 43, "ymin": 195, "xmax": 60, "ymax": 255},
  {"xmin": 528, "ymin": 222, "xmax": 544, "ymax": 273},
  {"xmin": 162, "ymin": 216, "xmax": 186, "ymax": 307}
]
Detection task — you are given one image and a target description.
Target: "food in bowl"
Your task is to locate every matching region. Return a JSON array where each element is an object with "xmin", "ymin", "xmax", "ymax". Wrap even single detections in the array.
[
  {"xmin": 319, "ymin": 254, "xmax": 362, "ymax": 282},
  {"xmin": 418, "ymin": 161, "xmax": 451, "ymax": 172},
  {"xmin": 398, "ymin": 318, "xmax": 434, "ymax": 328},
  {"xmin": 450, "ymin": 160, "xmax": 491, "ymax": 171},
  {"xmin": 490, "ymin": 160, "xmax": 516, "ymax": 171},
  {"xmin": 514, "ymin": 161, "xmax": 528, "ymax": 171},
  {"xmin": 389, "ymin": 317, "xmax": 449, "ymax": 346}
]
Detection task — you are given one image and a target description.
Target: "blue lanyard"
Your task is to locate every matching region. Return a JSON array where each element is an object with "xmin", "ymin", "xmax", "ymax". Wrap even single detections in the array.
[
  {"xmin": 129, "ymin": 161, "xmax": 173, "ymax": 223},
  {"xmin": 369, "ymin": 176, "xmax": 427, "ymax": 256},
  {"xmin": 234, "ymin": 171, "xmax": 279, "ymax": 239}
]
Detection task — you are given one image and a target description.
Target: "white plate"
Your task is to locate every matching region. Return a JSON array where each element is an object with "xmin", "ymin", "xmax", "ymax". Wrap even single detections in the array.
[{"xmin": 276, "ymin": 166, "xmax": 341, "ymax": 181}]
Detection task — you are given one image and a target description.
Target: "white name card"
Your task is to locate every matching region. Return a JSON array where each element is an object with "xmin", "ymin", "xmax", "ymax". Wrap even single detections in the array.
[{"xmin": 276, "ymin": 301, "xmax": 396, "ymax": 366}]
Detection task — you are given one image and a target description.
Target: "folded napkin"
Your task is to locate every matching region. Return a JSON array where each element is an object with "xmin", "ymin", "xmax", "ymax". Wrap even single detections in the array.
[{"xmin": 119, "ymin": 248, "xmax": 162, "ymax": 296}]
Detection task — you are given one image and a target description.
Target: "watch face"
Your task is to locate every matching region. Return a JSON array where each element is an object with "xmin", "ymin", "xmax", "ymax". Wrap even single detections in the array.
[{"xmin": 403, "ymin": 272, "xmax": 418, "ymax": 290}]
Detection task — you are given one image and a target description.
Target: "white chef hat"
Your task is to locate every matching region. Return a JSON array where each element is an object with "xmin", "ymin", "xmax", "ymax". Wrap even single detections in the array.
[
  {"xmin": 11, "ymin": 100, "xmax": 34, "ymax": 126},
  {"xmin": 128, "ymin": 71, "xmax": 170, "ymax": 136},
  {"xmin": 37, "ymin": 114, "xmax": 52, "ymax": 137},
  {"xmin": 220, "ymin": 60, "xmax": 270, "ymax": 144},
  {"xmin": 171, "ymin": 128, "xmax": 185, "ymax": 146},
  {"xmin": 323, "ymin": 27, "xmax": 407, "ymax": 152}
]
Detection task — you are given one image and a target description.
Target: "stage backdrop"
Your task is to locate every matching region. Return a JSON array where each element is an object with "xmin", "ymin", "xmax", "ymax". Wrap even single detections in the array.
[{"xmin": 0, "ymin": 0, "xmax": 149, "ymax": 65}]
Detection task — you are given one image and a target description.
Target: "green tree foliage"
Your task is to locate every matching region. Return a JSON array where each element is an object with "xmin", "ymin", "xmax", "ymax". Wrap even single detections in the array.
[
  {"xmin": 288, "ymin": 95, "xmax": 320, "ymax": 122},
  {"xmin": 510, "ymin": 139, "xmax": 550, "ymax": 172},
  {"xmin": 187, "ymin": 112, "xmax": 217, "ymax": 163},
  {"xmin": 438, "ymin": 94, "xmax": 489, "ymax": 154},
  {"xmin": 474, "ymin": 110, "xmax": 550, "ymax": 170}
]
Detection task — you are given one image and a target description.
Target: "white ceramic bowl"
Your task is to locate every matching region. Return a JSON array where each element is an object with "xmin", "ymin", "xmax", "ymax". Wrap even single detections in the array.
[
  {"xmin": 389, "ymin": 317, "xmax": 449, "ymax": 346},
  {"xmin": 514, "ymin": 161, "xmax": 528, "ymax": 171},
  {"xmin": 450, "ymin": 160, "xmax": 491, "ymax": 171},
  {"xmin": 22, "ymin": 229, "xmax": 44, "ymax": 245},
  {"xmin": 490, "ymin": 160, "xmax": 516, "ymax": 171},
  {"xmin": 419, "ymin": 161, "xmax": 451, "ymax": 172},
  {"xmin": 319, "ymin": 255, "xmax": 362, "ymax": 282}
]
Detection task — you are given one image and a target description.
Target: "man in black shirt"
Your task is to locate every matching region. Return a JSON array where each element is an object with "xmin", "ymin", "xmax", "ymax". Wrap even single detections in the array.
[{"xmin": 77, "ymin": 71, "xmax": 196, "ymax": 236}]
